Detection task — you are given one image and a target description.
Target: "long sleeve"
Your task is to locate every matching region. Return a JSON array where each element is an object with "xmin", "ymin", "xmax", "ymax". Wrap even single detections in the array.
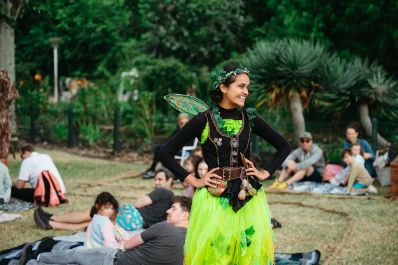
[
  {"xmin": 101, "ymin": 222, "xmax": 122, "ymax": 248},
  {"xmin": 281, "ymin": 149, "xmax": 301, "ymax": 168},
  {"xmin": 296, "ymin": 146, "xmax": 323, "ymax": 171},
  {"xmin": 159, "ymin": 113, "xmax": 207, "ymax": 181},
  {"xmin": 252, "ymin": 115, "xmax": 291, "ymax": 175},
  {"xmin": 359, "ymin": 139, "xmax": 375, "ymax": 158}
]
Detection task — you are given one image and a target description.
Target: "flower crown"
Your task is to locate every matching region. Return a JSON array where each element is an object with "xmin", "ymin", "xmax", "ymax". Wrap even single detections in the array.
[{"xmin": 211, "ymin": 67, "xmax": 250, "ymax": 89}]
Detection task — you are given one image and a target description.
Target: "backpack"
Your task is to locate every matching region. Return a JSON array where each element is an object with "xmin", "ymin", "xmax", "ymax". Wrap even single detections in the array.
[{"xmin": 34, "ymin": 170, "xmax": 67, "ymax": 207}]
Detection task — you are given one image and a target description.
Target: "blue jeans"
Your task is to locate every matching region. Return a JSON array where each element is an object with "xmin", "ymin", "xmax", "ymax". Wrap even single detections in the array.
[{"xmin": 26, "ymin": 247, "xmax": 119, "ymax": 265}]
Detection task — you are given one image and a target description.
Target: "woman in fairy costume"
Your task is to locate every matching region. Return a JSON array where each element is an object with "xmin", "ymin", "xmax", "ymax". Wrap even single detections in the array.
[{"xmin": 159, "ymin": 64, "xmax": 291, "ymax": 264}]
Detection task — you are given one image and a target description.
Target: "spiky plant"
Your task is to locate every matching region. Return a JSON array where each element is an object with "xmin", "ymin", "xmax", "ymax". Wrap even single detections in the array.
[
  {"xmin": 243, "ymin": 39, "xmax": 328, "ymax": 141},
  {"xmin": 320, "ymin": 57, "xmax": 398, "ymax": 147}
]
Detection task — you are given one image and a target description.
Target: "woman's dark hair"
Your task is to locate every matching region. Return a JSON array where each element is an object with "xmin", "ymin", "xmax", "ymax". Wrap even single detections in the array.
[
  {"xmin": 210, "ymin": 64, "xmax": 244, "ymax": 103},
  {"xmin": 346, "ymin": 122, "xmax": 361, "ymax": 134},
  {"xmin": 90, "ymin": 192, "xmax": 119, "ymax": 218},
  {"xmin": 194, "ymin": 158, "xmax": 206, "ymax": 179}
]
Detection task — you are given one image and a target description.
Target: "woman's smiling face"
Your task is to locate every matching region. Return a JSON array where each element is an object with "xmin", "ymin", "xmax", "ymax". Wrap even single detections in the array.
[{"xmin": 219, "ymin": 73, "xmax": 250, "ymax": 108}]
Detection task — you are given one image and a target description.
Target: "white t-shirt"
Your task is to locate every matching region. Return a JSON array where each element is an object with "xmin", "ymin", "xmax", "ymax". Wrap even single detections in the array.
[{"xmin": 18, "ymin": 152, "xmax": 66, "ymax": 193}]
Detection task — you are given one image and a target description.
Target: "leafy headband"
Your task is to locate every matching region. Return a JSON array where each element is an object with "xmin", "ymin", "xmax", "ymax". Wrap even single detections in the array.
[{"xmin": 211, "ymin": 67, "xmax": 250, "ymax": 90}]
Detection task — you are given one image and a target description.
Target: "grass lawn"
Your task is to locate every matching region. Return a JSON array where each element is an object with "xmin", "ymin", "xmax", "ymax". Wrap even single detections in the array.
[{"xmin": 1, "ymin": 148, "xmax": 398, "ymax": 264}]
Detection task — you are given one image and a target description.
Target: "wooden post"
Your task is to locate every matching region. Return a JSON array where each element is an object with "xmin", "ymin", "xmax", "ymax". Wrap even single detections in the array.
[
  {"xmin": 390, "ymin": 155, "xmax": 398, "ymax": 199},
  {"xmin": 113, "ymin": 103, "xmax": 121, "ymax": 154},
  {"xmin": 68, "ymin": 104, "xmax": 76, "ymax": 147}
]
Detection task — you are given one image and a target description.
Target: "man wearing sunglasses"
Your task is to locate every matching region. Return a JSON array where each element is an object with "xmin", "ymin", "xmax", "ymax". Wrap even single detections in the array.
[{"xmin": 270, "ymin": 132, "xmax": 325, "ymax": 190}]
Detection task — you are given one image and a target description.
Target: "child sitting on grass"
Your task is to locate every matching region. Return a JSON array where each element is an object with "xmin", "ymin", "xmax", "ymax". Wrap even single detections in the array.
[
  {"xmin": 330, "ymin": 143, "xmax": 365, "ymax": 186},
  {"xmin": 342, "ymin": 149, "xmax": 378, "ymax": 195},
  {"xmin": 86, "ymin": 191, "xmax": 128, "ymax": 249}
]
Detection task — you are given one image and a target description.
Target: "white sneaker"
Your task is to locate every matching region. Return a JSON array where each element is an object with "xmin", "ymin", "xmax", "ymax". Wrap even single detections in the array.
[{"xmin": 368, "ymin": 185, "xmax": 378, "ymax": 194}]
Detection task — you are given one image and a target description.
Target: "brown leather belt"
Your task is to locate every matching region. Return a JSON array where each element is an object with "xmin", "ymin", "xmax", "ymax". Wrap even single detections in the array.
[{"xmin": 214, "ymin": 167, "xmax": 245, "ymax": 181}]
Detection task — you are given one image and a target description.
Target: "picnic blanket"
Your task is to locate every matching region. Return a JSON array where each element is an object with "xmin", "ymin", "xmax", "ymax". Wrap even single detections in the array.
[
  {"xmin": 0, "ymin": 200, "xmax": 34, "ymax": 212},
  {"xmin": 0, "ymin": 232, "xmax": 320, "ymax": 265},
  {"xmin": 289, "ymin": 181, "xmax": 350, "ymax": 195},
  {"xmin": 0, "ymin": 238, "xmax": 83, "ymax": 265},
  {"xmin": 0, "ymin": 213, "xmax": 22, "ymax": 223},
  {"xmin": 275, "ymin": 250, "xmax": 321, "ymax": 265}
]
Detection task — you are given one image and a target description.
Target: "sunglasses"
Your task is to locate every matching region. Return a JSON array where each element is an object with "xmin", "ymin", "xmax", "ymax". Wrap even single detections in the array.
[{"xmin": 300, "ymin": 139, "xmax": 311, "ymax": 143}]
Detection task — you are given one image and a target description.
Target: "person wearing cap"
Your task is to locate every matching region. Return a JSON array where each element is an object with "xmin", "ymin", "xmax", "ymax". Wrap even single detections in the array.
[{"xmin": 270, "ymin": 132, "xmax": 325, "ymax": 190}]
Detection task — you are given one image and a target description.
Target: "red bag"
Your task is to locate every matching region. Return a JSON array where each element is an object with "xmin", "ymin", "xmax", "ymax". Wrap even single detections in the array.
[
  {"xmin": 34, "ymin": 170, "xmax": 67, "ymax": 207},
  {"xmin": 323, "ymin": 164, "xmax": 343, "ymax": 181}
]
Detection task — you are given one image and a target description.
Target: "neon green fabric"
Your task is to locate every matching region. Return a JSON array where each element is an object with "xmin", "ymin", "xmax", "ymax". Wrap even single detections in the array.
[
  {"xmin": 200, "ymin": 119, "xmax": 243, "ymax": 144},
  {"xmin": 184, "ymin": 188, "xmax": 274, "ymax": 265}
]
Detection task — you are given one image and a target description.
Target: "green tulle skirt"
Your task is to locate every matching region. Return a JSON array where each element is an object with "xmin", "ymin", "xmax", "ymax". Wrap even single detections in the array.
[{"xmin": 185, "ymin": 187, "xmax": 274, "ymax": 265}]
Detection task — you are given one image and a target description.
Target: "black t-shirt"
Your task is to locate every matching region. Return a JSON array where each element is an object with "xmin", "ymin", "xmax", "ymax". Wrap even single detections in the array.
[
  {"xmin": 138, "ymin": 188, "xmax": 174, "ymax": 227},
  {"xmin": 116, "ymin": 221, "xmax": 187, "ymax": 265}
]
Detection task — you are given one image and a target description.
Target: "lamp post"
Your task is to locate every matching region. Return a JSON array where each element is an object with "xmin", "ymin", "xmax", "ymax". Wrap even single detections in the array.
[{"xmin": 49, "ymin": 37, "xmax": 61, "ymax": 103}]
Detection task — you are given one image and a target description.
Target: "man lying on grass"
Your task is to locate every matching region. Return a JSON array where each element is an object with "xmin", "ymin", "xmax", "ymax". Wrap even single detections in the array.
[{"xmin": 23, "ymin": 196, "xmax": 191, "ymax": 265}]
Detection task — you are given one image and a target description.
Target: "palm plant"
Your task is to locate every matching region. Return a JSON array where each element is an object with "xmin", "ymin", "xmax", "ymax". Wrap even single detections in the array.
[
  {"xmin": 243, "ymin": 39, "xmax": 328, "ymax": 141},
  {"xmin": 320, "ymin": 57, "xmax": 398, "ymax": 147}
]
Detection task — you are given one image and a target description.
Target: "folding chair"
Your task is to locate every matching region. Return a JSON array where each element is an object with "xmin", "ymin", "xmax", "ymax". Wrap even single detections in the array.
[{"xmin": 174, "ymin": 138, "xmax": 199, "ymax": 165}]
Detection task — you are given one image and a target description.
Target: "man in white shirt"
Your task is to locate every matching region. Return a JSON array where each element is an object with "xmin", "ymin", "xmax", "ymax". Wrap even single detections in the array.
[{"xmin": 11, "ymin": 145, "xmax": 66, "ymax": 202}]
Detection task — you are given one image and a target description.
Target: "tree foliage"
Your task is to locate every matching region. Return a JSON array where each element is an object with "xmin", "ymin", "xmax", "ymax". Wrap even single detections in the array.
[
  {"xmin": 127, "ymin": 0, "xmax": 245, "ymax": 66},
  {"xmin": 320, "ymin": 57, "xmax": 398, "ymax": 119},
  {"xmin": 11, "ymin": 0, "xmax": 398, "ymax": 146},
  {"xmin": 251, "ymin": 0, "xmax": 398, "ymax": 76},
  {"xmin": 16, "ymin": 0, "xmax": 130, "ymax": 78},
  {"xmin": 243, "ymin": 39, "xmax": 327, "ymax": 108}
]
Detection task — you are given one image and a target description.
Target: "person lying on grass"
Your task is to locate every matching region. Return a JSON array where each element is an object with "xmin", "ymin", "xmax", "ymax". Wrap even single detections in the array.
[
  {"xmin": 34, "ymin": 169, "xmax": 174, "ymax": 231},
  {"xmin": 24, "ymin": 196, "xmax": 191, "ymax": 265}
]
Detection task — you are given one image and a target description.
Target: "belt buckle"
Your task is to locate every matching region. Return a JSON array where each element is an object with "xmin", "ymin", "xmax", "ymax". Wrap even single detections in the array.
[
  {"xmin": 240, "ymin": 167, "xmax": 247, "ymax": 178},
  {"xmin": 222, "ymin": 168, "xmax": 232, "ymax": 180}
]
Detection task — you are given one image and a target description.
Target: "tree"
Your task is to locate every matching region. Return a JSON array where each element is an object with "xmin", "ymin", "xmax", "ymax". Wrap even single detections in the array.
[
  {"xmin": 249, "ymin": 0, "xmax": 398, "ymax": 77},
  {"xmin": 243, "ymin": 39, "xmax": 327, "ymax": 141},
  {"xmin": 0, "ymin": 70, "xmax": 18, "ymax": 159},
  {"xmin": 0, "ymin": 0, "xmax": 23, "ymax": 140},
  {"xmin": 15, "ymin": 0, "xmax": 130, "ymax": 78},
  {"xmin": 320, "ymin": 57, "xmax": 398, "ymax": 147},
  {"xmin": 134, "ymin": 57, "xmax": 194, "ymax": 113},
  {"xmin": 131, "ymin": 0, "xmax": 245, "ymax": 66}
]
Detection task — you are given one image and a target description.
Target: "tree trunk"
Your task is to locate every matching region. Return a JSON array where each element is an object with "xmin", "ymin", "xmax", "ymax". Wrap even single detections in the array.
[
  {"xmin": 0, "ymin": 0, "xmax": 23, "ymax": 158},
  {"xmin": 357, "ymin": 102, "xmax": 390, "ymax": 148},
  {"xmin": 289, "ymin": 92, "xmax": 306, "ymax": 142},
  {"xmin": 0, "ymin": 70, "xmax": 18, "ymax": 159}
]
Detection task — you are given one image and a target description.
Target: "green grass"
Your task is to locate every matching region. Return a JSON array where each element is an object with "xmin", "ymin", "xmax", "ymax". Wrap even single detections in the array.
[{"xmin": 1, "ymin": 148, "xmax": 398, "ymax": 264}]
